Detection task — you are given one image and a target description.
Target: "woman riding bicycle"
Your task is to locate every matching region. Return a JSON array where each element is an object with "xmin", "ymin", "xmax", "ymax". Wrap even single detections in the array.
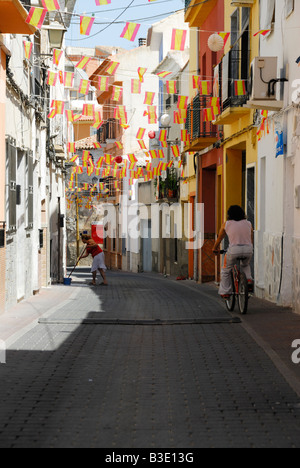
[{"xmin": 213, "ymin": 205, "xmax": 254, "ymax": 300}]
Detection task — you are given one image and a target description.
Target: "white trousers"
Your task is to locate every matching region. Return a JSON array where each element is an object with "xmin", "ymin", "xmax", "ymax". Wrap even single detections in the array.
[{"xmin": 219, "ymin": 245, "xmax": 253, "ymax": 296}]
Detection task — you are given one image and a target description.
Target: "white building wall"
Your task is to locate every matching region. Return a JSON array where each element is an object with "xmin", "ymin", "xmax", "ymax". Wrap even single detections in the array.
[{"xmin": 256, "ymin": 0, "xmax": 300, "ymax": 309}]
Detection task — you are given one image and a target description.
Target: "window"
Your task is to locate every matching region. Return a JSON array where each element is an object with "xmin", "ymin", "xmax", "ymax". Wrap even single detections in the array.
[
  {"xmin": 6, "ymin": 138, "xmax": 17, "ymax": 232},
  {"xmin": 27, "ymin": 152, "xmax": 34, "ymax": 229}
]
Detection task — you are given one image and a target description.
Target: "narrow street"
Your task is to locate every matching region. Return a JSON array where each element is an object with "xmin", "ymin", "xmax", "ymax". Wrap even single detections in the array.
[{"xmin": 1, "ymin": 271, "xmax": 300, "ymax": 448}]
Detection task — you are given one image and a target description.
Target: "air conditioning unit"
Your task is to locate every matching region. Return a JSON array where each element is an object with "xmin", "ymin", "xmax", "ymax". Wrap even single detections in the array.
[{"xmin": 249, "ymin": 57, "xmax": 278, "ymax": 101}]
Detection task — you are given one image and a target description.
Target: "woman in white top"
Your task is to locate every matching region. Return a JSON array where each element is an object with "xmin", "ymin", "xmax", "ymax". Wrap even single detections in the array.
[{"xmin": 213, "ymin": 205, "xmax": 254, "ymax": 299}]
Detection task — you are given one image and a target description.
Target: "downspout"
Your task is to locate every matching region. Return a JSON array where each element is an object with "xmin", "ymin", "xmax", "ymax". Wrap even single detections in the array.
[{"xmin": 194, "ymin": 153, "xmax": 199, "ymax": 282}]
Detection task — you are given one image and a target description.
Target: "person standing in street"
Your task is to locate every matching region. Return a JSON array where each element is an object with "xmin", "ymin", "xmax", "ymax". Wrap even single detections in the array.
[{"xmin": 80, "ymin": 234, "xmax": 108, "ymax": 286}]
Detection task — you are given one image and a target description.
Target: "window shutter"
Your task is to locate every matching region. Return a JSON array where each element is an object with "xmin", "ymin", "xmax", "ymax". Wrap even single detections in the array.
[
  {"xmin": 6, "ymin": 139, "xmax": 17, "ymax": 231},
  {"xmin": 28, "ymin": 151, "xmax": 34, "ymax": 229}
]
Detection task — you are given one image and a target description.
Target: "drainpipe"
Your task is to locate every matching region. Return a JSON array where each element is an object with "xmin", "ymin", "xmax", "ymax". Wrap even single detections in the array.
[{"xmin": 194, "ymin": 153, "xmax": 199, "ymax": 282}]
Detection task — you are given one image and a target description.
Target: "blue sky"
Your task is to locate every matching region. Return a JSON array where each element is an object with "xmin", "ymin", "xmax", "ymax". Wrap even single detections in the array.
[{"xmin": 66, "ymin": 0, "xmax": 185, "ymax": 49}]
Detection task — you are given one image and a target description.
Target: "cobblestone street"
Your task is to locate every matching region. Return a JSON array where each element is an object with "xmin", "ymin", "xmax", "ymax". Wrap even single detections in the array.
[{"xmin": 1, "ymin": 270, "xmax": 300, "ymax": 448}]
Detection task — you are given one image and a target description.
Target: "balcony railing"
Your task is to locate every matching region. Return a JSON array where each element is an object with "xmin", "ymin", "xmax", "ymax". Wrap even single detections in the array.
[
  {"xmin": 97, "ymin": 118, "xmax": 117, "ymax": 144},
  {"xmin": 218, "ymin": 48, "xmax": 250, "ymax": 112},
  {"xmin": 185, "ymin": 95, "xmax": 218, "ymax": 149},
  {"xmin": 158, "ymin": 169, "xmax": 179, "ymax": 201}
]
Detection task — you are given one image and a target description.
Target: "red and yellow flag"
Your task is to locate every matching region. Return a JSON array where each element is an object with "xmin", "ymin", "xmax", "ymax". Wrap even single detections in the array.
[
  {"xmin": 120, "ymin": 22, "xmax": 141, "ymax": 42},
  {"xmin": 171, "ymin": 29, "xmax": 187, "ymax": 51}
]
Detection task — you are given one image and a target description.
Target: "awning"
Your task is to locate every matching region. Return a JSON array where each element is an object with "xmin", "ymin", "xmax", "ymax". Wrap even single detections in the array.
[{"xmin": 0, "ymin": 0, "xmax": 36, "ymax": 35}]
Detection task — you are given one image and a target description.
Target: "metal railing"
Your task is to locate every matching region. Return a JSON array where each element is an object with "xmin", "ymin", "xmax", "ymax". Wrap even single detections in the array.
[
  {"xmin": 219, "ymin": 49, "xmax": 250, "ymax": 111},
  {"xmin": 185, "ymin": 95, "xmax": 218, "ymax": 141}
]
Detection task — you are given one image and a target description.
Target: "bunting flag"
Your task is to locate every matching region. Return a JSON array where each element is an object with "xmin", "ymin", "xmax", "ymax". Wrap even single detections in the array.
[
  {"xmin": 171, "ymin": 29, "xmax": 187, "ymax": 51},
  {"xmin": 181, "ymin": 129, "xmax": 188, "ymax": 142},
  {"xmin": 105, "ymin": 61, "xmax": 120, "ymax": 75},
  {"xmin": 53, "ymin": 49, "xmax": 63, "ymax": 66},
  {"xmin": 79, "ymin": 79, "xmax": 90, "ymax": 95},
  {"xmin": 112, "ymin": 86, "xmax": 123, "ymax": 102},
  {"xmin": 95, "ymin": 0, "xmax": 112, "ymax": 4},
  {"xmin": 138, "ymin": 140, "xmax": 147, "ymax": 150},
  {"xmin": 136, "ymin": 128, "xmax": 146, "ymax": 140},
  {"xmin": 234, "ymin": 80, "xmax": 247, "ymax": 96},
  {"xmin": 159, "ymin": 129, "xmax": 167, "ymax": 142},
  {"xmin": 166, "ymin": 80, "xmax": 177, "ymax": 95},
  {"xmin": 203, "ymin": 108, "xmax": 215, "ymax": 122},
  {"xmin": 58, "ymin": 71, "xmax": 64, "ymax": 84},
  {"xmin": 210, "ymin": 97, "xmax": 221, "ymax": 115},
  {"xmin": 131, "ymin": 79, "xmax": 142, "ymax": 94},
  {"xmin": 80, "ymin": 16, "xmax": 95, "ymax": 36},
  {"xmin": 76, "ymin": 56, "xmax": 91, "ymax": 70},
  {"xmin": 68, "ymin": 142, "xmax": 76, "ymax": 153},
  {"xmin": 69, "ymin": 154, "xmax": 78, "ymax": 163},
  {"xmin": 177, "ymin": 96, "xmax": 188, "ymax": 110},
  {"xmin": 98, "ymin": 76, "xmax": 109, "ymax": 91},
  {"xmin": 138, "ymin": 67, "xmax": 147, "ymax": 83},
  {"xmin": 47, "ymin": 109, "xmax": 57, "ymax": 119},
  {"xmin": 41, "ymin": 0, "xmax": 60, "ymax": 11},
  {"xmin": 115, "ymin": 141, "xmax": 123, "ymax": 149},
  {"xmin": 64, "ymin": 71, "xmax": 74, "ymax": 88},
  {"xmin": 47, "ymin": 70, "xmax": 57, "ymax": 87},
  {"xmin": 82, "ymin": 103, "xmax": 95, "ymax": 118},
  {"xmin": 157, "ymin": 71, "xmax": 172, "ymax": 79},
  {"xmin": 120, "ymin": 22, "xmax": 141, "ymax": 42},
  {"xmin": 171, "ymin": 145, "xmax": 180, "ymax": 158},
  {"xmin": 147, "ymin": 106, "xmax": 157, "ymax": 124},
  {"xmin": 253, "ymin": 29, "xmax": 271, "ymax": 37},
  {"xmin": 51, "ymin": 100, "xmax": 64, "ymax": 114},
  {"xmin": 218, "ymin": 32, "xmax": 230, "ymax": 47},
  {"xmin": 26, "ymin": 7, "xmax": 47, "ymax": 29},
  {"xmin": 65, "ymin": 110, "xmax": 74, "ymax": 122},
  {"xmin": 23, "ymin": 41, "xmax": 33, "ymax": 60},
  {"xmin": 144, "ymin": 92, "xmax": 155, "ymax": 105}
]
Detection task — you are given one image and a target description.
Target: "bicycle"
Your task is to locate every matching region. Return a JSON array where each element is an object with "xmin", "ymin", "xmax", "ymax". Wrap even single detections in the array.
[{"xmin": 218, "ymin": 250, "xmax": 251, "ymax": 315}]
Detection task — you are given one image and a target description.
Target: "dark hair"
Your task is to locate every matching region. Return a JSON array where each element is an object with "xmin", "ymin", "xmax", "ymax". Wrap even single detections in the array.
[{"xmin": 227, "ymin": 205, "xmax": 247, "ymax": 222}]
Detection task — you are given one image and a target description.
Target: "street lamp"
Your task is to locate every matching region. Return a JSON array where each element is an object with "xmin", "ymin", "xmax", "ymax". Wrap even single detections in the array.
[{"xmin": 43, "ymin": 21, "xmax": 67, "ymax": 50}]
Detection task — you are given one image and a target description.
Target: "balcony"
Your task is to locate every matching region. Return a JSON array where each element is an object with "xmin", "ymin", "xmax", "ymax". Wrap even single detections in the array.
[
  {"xmin": 0, "ymin": 0, "xmax": 36, "ymax": 34},
  {"xmin": 185, "ymin": 95, "xmax": 218, "ymax": 151},
  {"xmin": 97, "ymin": 118, "xmax": 118, "ymax": 144},
  {"xmin": 185, "ymin": 0, "xmax": 217, "ymax": 27},
  {"xmin": 158, "ymin": 168, "xmax": 180, "ymax": 202},
  {"xmin": 214, "ymin": 49, "xmax": 251, "ymax": 125}
]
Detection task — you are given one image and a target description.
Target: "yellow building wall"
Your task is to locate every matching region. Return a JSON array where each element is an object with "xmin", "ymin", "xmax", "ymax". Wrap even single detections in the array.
[{"xmin": 222, "ymin": 0, "xmax": 260, "ymax": 222}]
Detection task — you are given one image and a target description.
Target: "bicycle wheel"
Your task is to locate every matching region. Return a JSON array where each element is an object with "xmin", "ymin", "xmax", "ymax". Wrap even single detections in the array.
[
  {"xmin": 238, "ymin": 272, "xmax": 249, "ymax": 315},
  {"xmin": 225, "ymin": 272, "xmax": 236, "ymax": 312}
]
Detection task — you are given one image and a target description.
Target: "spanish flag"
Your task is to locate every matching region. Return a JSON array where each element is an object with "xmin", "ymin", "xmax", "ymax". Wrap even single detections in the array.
[
  {"xmin": 138, "ymin": 67, "xmax": 147, "ymax": 83},
  {"xmin": 131, "ymin": 79, "xmax": 141, "ymax": 94},
  {"xmin": 166, "ymin": 80, "xmax": 177, "ymax": 95},
  {"xmin": 80, "ymin": 16, "xmax": 95, "ymax": 36},
  {"xmin": 42, "ymin": 0, "xmax": 60, "ymax": 11},
  {"xmin": 120, "ymin": 22, "xmax": 141, "ymax": 42},
  {"xmin": 23, "ymin": 41, "xmax": 33, "ymax": 60},
  {"xmin": 171, "ymin": 29, "xmax": 187, "ymax": 51},
  {"xmin": 234, "ymin": 80, "xmax": 246, "ymax": 96},
  {"xmin": 26, "ymin": 7, "xmax": 47, "ymax": 29}
]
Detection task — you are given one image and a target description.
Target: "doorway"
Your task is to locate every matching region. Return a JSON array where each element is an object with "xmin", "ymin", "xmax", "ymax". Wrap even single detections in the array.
[{"xmin": 141, "ymin": 220, "xmax": 152, "ymax": 272}]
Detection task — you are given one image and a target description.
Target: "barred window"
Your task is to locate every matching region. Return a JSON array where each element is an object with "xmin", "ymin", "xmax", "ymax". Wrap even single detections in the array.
[
  {"xmin": 6, "ymin": 138, "xmax": 17, "ymax": 232},
  {"xmin": 27, "ymin": 152, "xmax": 34, "ymax": 230}
]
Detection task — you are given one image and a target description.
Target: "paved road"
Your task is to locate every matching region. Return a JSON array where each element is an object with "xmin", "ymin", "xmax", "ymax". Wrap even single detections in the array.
[{"xmin": 0, "ymin": 270, "xmax": 300, "ymax": 448}]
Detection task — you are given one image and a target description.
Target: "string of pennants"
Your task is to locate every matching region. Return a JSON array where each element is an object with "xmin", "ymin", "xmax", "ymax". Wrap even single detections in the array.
[{"xmin": 24, "ymin": 0, "xmax": 272, "ymax": 42}]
